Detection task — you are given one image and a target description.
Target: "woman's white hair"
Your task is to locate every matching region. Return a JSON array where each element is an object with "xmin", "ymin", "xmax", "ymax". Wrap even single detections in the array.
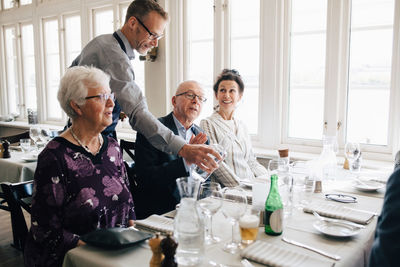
[{"xmin": 57, "ymin": 66, "xmax": 111, "ymax": 119}]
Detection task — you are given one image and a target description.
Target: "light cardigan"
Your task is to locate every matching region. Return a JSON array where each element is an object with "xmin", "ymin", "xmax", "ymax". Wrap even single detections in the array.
[{"xmin": 200, "ymin": 112, "xmax": 268, "ymax": 187}]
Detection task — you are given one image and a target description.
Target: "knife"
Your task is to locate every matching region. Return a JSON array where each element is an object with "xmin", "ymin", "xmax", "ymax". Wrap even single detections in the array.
[{"xmin": 282, "ymin": 237, "xmax": 341, "ymax": 261}]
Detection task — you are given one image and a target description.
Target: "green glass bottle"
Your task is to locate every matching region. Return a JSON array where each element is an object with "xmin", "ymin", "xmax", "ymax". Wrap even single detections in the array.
[{"xmin": 265, "ymin": 174, "xmax": 283, "ymax": 235}]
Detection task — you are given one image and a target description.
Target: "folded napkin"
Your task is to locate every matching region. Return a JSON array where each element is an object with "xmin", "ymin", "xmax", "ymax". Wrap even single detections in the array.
[
  {"xmin": 135, "ymin": 215, "xmax": 174, "ymax": 234},
  {"xmin": 241, "ymin": 240, "xmax": 334, "ymax": 267},
  {"xmin": 303, "ymin": 201, "xmax": 375, "ymax": 225}
]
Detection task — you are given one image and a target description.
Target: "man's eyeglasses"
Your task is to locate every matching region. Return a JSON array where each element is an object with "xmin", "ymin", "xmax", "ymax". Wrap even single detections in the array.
[
  {"xmin": 135, "ymin": 17, "xmax": 164, "ymax": 41},
  {"xmin": 85, "ymin": 93, "xmax": 115, "ymax": 102},
  {"xmin": 175, "ymin": 91, "xmax": 207, "ymax": 103}
]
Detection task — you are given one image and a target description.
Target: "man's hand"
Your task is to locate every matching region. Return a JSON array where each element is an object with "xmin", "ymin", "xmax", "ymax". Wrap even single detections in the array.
[
  {"xmin": 178, "ymin": 144, "xmax": 222, "ymax": 172},
  {"xmin": 189, "ymin": 132, "xmax": 207, "ymax": 145}
]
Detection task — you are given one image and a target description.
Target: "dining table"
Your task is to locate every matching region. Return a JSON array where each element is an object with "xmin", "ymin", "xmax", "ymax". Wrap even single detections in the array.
[
  {"xmin": 62, "ymin": 167, "xmax": 390, "ymax": 267},
  {"xmin": 0, "ymin": 150, "xmax": 37, "ymax": 184}
]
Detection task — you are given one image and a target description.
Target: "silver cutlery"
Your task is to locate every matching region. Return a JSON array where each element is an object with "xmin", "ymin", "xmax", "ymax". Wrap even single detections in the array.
[
  {"xmin": 282, "ymin": 237, "xmax": 341, "ymax": 261},
  {"xmin": 313, "ymin": 211, "xmax": 366, "ymax": 229}
]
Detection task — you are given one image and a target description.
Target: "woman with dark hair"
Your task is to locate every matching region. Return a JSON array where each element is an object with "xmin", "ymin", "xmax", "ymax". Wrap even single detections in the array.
[{"xmin": 200, "ymin": 69, "xmax": 268, "ymax": 187}]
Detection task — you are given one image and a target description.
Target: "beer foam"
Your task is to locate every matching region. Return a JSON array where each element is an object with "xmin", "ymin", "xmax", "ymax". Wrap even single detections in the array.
[{"xmin": 239, "ymin": 214, "xmax": 259, "ymax": 228}]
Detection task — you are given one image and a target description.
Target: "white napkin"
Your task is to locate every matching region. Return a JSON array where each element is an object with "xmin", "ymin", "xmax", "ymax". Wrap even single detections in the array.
[
  {"xmin": 241, "ymin": 240, "xmax": 334, "ymax": 267},
  {"xmin": 303, "ymin": 201, "xmax": 375, "ymax": 225},
  {"xmin": 134, "ymin": 215, "xmax": 174, "ymax": 234}
]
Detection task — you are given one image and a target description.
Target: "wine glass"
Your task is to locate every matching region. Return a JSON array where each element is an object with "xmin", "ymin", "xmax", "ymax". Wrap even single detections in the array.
[
  {"xmin": 39, "ymin": 128, "xmax": 52, "ymax": 143},
  {"xmin": 29, "ymin": 125, "xmax": 41, "ymax": 151},
  {"xmin": 344, "ymin": 142, "xmax": 361, "ymax": 175},
  {"xmin": 192, "ymin": 144, "xmax": 227, "ymax": 181},
  {"xmin": 221, "ymin": 187, "xmax": 247, "ymax": 254},
  {"xmin": 197, "ymin": 182, "xmax": 223, "ymax": 244},
  {"xmin": 20, "ymin": 138, "xmax": 31, "ymax": 153}
]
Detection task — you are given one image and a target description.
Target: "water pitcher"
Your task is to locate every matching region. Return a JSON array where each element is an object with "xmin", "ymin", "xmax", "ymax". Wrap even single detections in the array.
[{"xmin": 174, "ymin": 177, "xmax": 204, "ymax": 266}]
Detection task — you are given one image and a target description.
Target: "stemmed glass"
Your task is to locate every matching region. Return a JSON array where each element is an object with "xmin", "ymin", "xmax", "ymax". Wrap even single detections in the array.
[
  {"xmin": 221, "ymin": 187, "xmax": 247, "ymax": 254},
  {"xmin": 344, "ymin": 142, "xmax": 361, "ymax": 175},
  {"xmin": 29, "ymin": 125, "xmax": 41, "ymax": 152},
  {"xmin": 197, "ymin": 182, "xmax": 223, "ymax": 244},
  {"xmin": 39, "ymin": 128, "xmax": 52, "ymax": 144},
  {"xmin": 193, "ymin": 144, "xmax": 227, "ymax": 181}
]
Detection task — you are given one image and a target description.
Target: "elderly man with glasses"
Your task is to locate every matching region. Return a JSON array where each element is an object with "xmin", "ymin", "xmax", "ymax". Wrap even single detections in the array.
[
  {"xmin": 133, "ymin": 80, "xmax": 209, "ymax": 219},
  {"xmin": 70, "ymin": 0, "xmax": 220, "ymax": 175}
]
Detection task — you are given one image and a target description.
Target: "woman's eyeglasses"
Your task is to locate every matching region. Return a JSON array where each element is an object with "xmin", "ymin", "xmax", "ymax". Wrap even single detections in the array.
[{"xmin": 84, "ymin": 93, "xmax": 115, "ymax": 102}]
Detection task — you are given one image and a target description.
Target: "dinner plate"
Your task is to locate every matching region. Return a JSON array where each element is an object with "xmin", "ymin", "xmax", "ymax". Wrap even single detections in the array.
[
  {"xmin": 313, "ymin": 220, "xmax": 360, "ymax": 238},
  {"xmin": 352, "ymin": 180, "xmax": 385, "ymax": 192},
  {"xmin": 240, "ymin": 180, "xmax": 253, "ymax": 188},
  {"xmin": 21, "ymin": 154, "xmax": 38, "ymax": 162}
]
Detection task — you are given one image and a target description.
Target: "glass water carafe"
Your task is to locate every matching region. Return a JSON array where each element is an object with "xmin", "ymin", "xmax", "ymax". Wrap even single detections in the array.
[
  {"xmin": 319, "ymin": 135, "xmax": 338, "ymax": 183},
  {"xmin": 174, "ymin": 177, "xmax": 204, "ymax": 266}
]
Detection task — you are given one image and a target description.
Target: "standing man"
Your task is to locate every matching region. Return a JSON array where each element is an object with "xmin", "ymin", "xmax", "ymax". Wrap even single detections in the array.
[
  {"xmin": 134, "ymin": 80, "xmax": 209, "ymax": 219},
  {"xmin": 70, "ymin": 0, "xmax": 219, "ymax": 171}
]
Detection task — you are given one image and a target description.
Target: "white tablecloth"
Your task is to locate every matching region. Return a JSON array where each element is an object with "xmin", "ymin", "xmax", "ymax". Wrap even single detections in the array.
[
  {"xmin": 63, "ymin": 183, "xmax": 384, "ymax": 267},
  {"xmin": 0, "ymin": 151, "xmax": 36, "ymax": 185}
]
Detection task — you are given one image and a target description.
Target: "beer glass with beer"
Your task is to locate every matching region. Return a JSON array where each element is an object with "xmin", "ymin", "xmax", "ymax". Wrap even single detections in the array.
[{"xmin": 239, "ymin": 207, "xmax": 260, "ymax": 245}]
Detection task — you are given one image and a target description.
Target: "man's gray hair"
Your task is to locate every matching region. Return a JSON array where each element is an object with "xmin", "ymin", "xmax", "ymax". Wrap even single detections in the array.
[{"xmin": 57, "ymin": 66, "xmax": 110, "ymax": 119}]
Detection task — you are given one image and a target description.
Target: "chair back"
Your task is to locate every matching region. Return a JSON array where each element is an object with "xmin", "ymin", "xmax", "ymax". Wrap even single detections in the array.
[
  {"xmin": 120, "ymin": 139, "xmax": 135, "ymax": 164},
  {"xmin": 0, "ymin": 131, "xmax": 30, "ymax": 145},
  {"xmin": 1, "ymin": 181, "xmax": 33, "ymax": 251}
]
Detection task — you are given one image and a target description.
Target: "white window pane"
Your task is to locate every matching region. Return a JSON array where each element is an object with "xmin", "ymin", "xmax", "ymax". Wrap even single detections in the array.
[
  {"xmin": 4, "ymin": 27, "xmax": 19, "ymax": 114},
  {"xmin": 346, "ymin": 1, "xmax": 394, "ymax": 145},
  {"xmin": 21, "ymin": 24, "xmax": 37, "ymax": 113},
  {"xmin": 187, "ymin": 0, "xmax": 214, "ymax": 123},
  {"xmin": 20, "ymin": 0, "xmax": 32, "ymax": 5},
  {"xmin": 231, "ymin": 0, "xmax": 259, "ymax": 37},
  {"xmin": 288, "ymin": 88, "xmax": 324, "ymax": 139},
  {"xmin": 119, "ymin": 4, "xmax": 129, "ymax": 28},
  {"xmin": 65, "ymin": 15, "xmax": 81, "ymax": 67},
  {"xmin": 288, "ymin": 0, "xmax": 327, "ymax": 140},
  {"xmin": 188, "ymin": 41, "xmax": 214, "ymax": 124},
  {"xmin": 231, "ymin": 0, "xmax": 259, "ymax": 135},
  {"xmin": 351, "ymin": 0, "xmax": 394, "ymax": 28},
  {"xmin": 93, "ymin": 8, "xmax": 114, "ymax": 37},
  {"xmin": 291, "ymin": 0, "xmax": 327, "ymax": 32},
  {"xmin": 231, "ymin": 39, "xmax": 259, "ymax": 134},
  {"xmin": 3, "ymin": 0, "xmax": 14, "ymax": 9},
  {"xmin": 44, "ymin": 19, "xmax": 62, "ymax": 120},
  {"xmin": 190, "ymin": 0, "xmax": 214, "ymax": 40}
]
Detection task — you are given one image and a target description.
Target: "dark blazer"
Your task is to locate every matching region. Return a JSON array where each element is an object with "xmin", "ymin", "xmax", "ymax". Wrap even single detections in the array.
[
  {"xmin": 133, "ymin": 112, "xmax": 209, "ymax": 219},
  {"xmin": 369, "ymin": 166, "xmax": 400, "ymax": 266}
]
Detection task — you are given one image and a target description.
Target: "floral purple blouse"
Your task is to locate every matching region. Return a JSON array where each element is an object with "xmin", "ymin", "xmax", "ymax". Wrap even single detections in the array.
[{"xmin": 24, "ymin": 136, "xmax": 135, "ymax": 267}]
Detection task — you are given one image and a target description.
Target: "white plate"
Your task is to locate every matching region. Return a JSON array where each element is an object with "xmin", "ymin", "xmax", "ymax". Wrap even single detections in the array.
[
  {"xmin": 21, "ymin": 154, "xmax": 38, "ymax": 162},
  {"xmin": 313, "ymin": 220, "xmax": 360, "ymax": 238},
  {"xmin": 352, "ymin": 180, "xmax": 385, "ymax": 192},
  {"xmin": 240, "ymin": 180, "xmax": 253, "ymax": 188}
]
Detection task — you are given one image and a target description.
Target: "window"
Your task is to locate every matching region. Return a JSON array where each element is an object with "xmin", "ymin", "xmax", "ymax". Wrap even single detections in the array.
[
  {"xmin": 185, "ymin": 0, "xmax": 214, "ymax": 123},
  {"xmin": 2, "ymin": 23, "xmax": 36, "ymax": 119},
  {"xmin": 230, "ymin": 0, "xmax": 260, "ymax": 134},
  {"xmin": 42, "ymin": 13, "xmax": 81, "ymax": 122},
  {"xmin": 92, "ymin": 7, "xmax": 114, "ymax": 37},
  {"xmin": 287, "ymin": 0, "xmax": 327, "ymax": 140},
  {"xmin": 346, "ymin": 0, "xmax": 395, "ymax": 146}
]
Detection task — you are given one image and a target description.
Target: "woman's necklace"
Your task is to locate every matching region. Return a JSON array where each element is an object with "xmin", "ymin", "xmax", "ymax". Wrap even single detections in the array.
[{"xmin": 70, "ymin": 127, "xmax": 103, "ymax": 155}]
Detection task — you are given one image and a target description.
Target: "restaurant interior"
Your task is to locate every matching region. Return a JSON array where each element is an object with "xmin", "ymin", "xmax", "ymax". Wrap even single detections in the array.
[{"xmin": 0, "ymin": 0, "xmax": 399, "ymax": 266}]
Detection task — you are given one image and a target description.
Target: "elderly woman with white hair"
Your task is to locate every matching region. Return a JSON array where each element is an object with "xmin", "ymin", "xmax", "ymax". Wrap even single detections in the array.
[{"xmin": 24, "ymin": 66, "xmax": 135, "ymax": 267}]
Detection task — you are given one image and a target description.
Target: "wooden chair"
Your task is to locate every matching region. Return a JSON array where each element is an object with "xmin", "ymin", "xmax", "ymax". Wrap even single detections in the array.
[
  {"xmin": 0, "ymin": 131, "xmax": 31, "ymax": 211},
  {"xmin": 1, "ymin": 181, "xmax": 33, "ymax": 251}
]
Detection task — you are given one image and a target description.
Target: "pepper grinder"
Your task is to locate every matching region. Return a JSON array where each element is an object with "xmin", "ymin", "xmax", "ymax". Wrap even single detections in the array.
[
  {"xmin": 160, "ymin": 233, "xmax": 177, "ymax": 267},
  {"xmin": 149, "ymin": 233, "xmax": 164, "ymax": 267}
]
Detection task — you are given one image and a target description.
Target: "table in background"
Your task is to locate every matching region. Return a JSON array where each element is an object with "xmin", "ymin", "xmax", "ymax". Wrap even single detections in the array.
[
  {"xmin": 0, "ymin": 151, "xmax": 36, "ymax": 184},
  {"xmin": 63, "ymin": 182, "xmax": 384, "ymax": 267}
]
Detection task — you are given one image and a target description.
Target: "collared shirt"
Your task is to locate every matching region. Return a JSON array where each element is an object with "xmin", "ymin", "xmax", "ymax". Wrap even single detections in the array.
[
  {"xmin": 172, "ymin": 114, "xmax": 195, "ymax": 177},
  {"xmin": 70, "ymin": 29, "xmax": 186, "ymax": 155}
]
